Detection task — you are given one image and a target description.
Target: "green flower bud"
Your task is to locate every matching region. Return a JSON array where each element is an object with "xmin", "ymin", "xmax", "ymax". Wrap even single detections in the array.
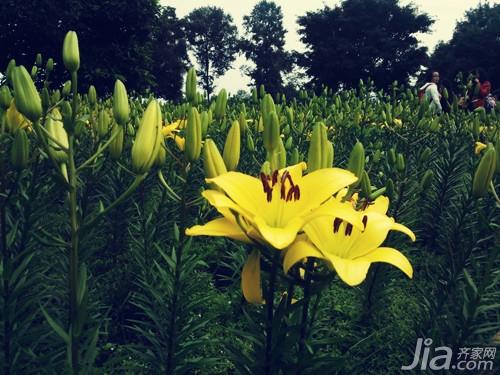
[
  {"xmin": 286, "ymin": 107, "xmax": 294, "ymax": 126},
  {"xmin": 113, "ymin": 80, "xmax": 130, "ymax": 125},
  {"xmin": 238, "ymin": 112, "xmax": 247, "ymax": 134},
  {"xmin": 223, "ymin": 120, "xmax": 240, "ymax": 171},
  {"xmin": 88, "ymin": 85, "xmax": 97, "ymax": 107},
  {"xmin": 347, "ymin": 141, "xmax": 365, "ymax": 184},
  {"xmin": 60, "ymin": 100, "xmax": 73, "ymax": 133},
  {"xmin": 35, "ymin": 53, "xmax": 42, "ymax": 66},
  {"xmin": 185, "ymin": 67, "xmax": 197, "ymax": 104},
  {"xmin": 0, "ymin": 86, "xmax": 12, "ymax": 110},
  {"xmin": 10, "ymin": 128, "xmax": 30, "ymax": 170},
  {"xmin": 51, "ymin": 89, "xmax": 61, "ymax": 105},
  {"xmin": 263, "ymin": 111, "xmax": 280, "ymax": 153},
  {"xmin": 472, "ymin": 145, "xmax": 496, "ymax": 198},
  {"xmin": 201, "ymin": 110, "xmax": 209, "ymax": 138},
  {"xmin": 185, "ymin": 106, "xmax": 202, "ymax": 162},
  {"xmin": 419, "ymin": 147, "xmax": 432, "ymax": 164},
  {"xmin": 203, "ymin": 138, "xmax": 227, "ymax": 180},
  {"xmin": 62, "ymin": 31, "xmax": 80, "ymax": 72},
  {"xmin": 131, "ymin": 100, "xmax": 163, "ymax": 174},
  {"xmin": 214, "ymin": 89, "xmax": 227, "ymax": 121},
  {"xmin": 62, "ymin": 80, "xmax": 72, "ymax": 96},
  {"xmin": 307, "ymin": 122, "xmax": 332, "ymax": 172},
  {"xmin": 109, "ymin": 124, "xmax": 124, "ymax": 160},
  {"xmin": 369, "ymin": 187, "xmax": 386, "ymax": 201},
  {"xmin": 97, "ymin": 110, "xmax": 110, "ymax": 138},
  {"xmin": 41, "ymin": 87, "xmax": 50, "ymax": 112},
  {"xmin": 246, "ymin": 132, "xmax": 255, "ymax": 152},
  {"xmin": 373, "ymin": 149, "xmax": 382, "ymax": 163},
  {"xmin": 360, "ymin": 171, "xmax": 371, "ymax": 198},
  {"xmin": 154, "ymin": 142, "xmax": 167, "ymax": 167},
  {"xmin": 261, "ymin": 93, "xmax": 276, "ymax": 118},
  {"xmin": 45, "ymin": 109, "xmax": 69, "ymax": 163},
  {"xmin": 31, "ymin": 66, "xmax": 38, "ymax": 78},
  {"xmin": 46, "ymin": 58, "xmax": 54, "ymax": 73},
  {"xmin": 277, "ymin": 138, "xmax": 286, "ymax": 169},
  {"xmin": 6, "ymin": 59, "xmax": 16, "ymax": 84},
  {"xmin": 252, "ymin": 88, "xmax": 258, "ymax": 104},
  {"xmin": 11, "ymin": 66, "xmax": 42, "ymax": 122},
  {"xmin": 388, "ymin": 148, "xmax": 396, "ymax": 166},
  {"xmin": 285, "ymin": 136, "xmax": 293, "ymax": 150},
  {"xmin": 259, "ymin": 84, "xmax": 266, "ymax": 99},
  {"xmin": 396, "ymin": 153, "xmax": 405, "ymax": 173},
  {"xmin": 282, "ymin": 124, "xmax": 290, "ymax": 136},
  {"xmin": 420, "ymin": 170, "xmax": 434, "ymax": 192},
  {"xmin": 290, "ymin": 147, "xmax": 300, "ymax": 165}
]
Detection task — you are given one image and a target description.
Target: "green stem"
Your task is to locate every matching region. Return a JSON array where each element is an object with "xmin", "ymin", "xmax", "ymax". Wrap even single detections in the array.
[
  {"xmin": 68, "ymin": 71, "xmax": 80, "ymax": 374},
  {"xmin": 1, "ymin": 169, "xmax": 11, "ymax": 375},
  {"xmin": 166, "ymin": 165, "xmax": 190, "ymax": 374},
  {"xmin": 264, "ymin": 251, "xmax": 279, "ymax": 375},
  {"xmin": 297, "ymin": 259, "xmax": 314, "ymax": 375},
  {"xmin": 489, "ymin": 180, "xmax": 500, "ymax": 206},
  {"xmin": 81, "ymin": 174, "xmax": 146, "ymax": 233},
  {"xmin": 68, "ymin": 134, "xmax": 79, "ymax": 374},
  {"xmin": 76, "ymin": 129, "xmax": 119, "ymax": 172}
]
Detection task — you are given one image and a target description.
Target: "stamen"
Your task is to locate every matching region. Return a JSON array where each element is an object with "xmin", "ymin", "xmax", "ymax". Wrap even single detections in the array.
[
  {"xmin": 344, "ymin": 223, "xmax": 353, "ymax": 236},
  {"xmin": 362, "ymin": 215, "xmax": 368, "ymax": 229},
  {"xmin": 271, "ymin": 170, "xmax": 278, "ymax": 186},
  {"xmin": 294, "ymin": 186, "xmax": 300, "ymax": 200},
  {"xmin": 260, "ymin": 172, "xmax": 273, "ymax": 202},
  {"xmin": 333, "ymin": 218, "xmax": 342, "ymax": 233}
]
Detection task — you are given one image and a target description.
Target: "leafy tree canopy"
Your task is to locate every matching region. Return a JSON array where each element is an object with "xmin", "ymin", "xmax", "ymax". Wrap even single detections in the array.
[
  {"xmin": 430, "ymin": 3, "xmax": 500, "ymax": 90},
  {"xmin": 184, "ymin": 6, "xmax": 239, "ymax": 99},
  {"xmin": 297, "ymin": 0, "xmax": 433, "ymax": 90},
  {"xmin": 0, "ymin": 0, "xmax": 187, "ymax": 99},
  {"xmin": 242, "ymin": 0, "xmax": 291, "ymax": 95}
]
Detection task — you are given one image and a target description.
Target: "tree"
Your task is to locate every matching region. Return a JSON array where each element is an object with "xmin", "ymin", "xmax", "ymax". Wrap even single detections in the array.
[
  {"xmin": 430, "ymin": 3, "xmax": 500, "ymax": 90},
  {"xmin": 0, "ymin": 0, "xmax": 187, "ymax": 97},
  {"xmin": 297, "ymin": 0, "xmax": 433, "ymax": 90},
  {"xmin": 184, "ymin": 7, "xmax": 239, "ymax": 99},
  {"xmin": 242, "ymin": 1, "xmax": 291, "ymax": 95},
  {"xmin": 152, "ymin": 6, "xmax": 188, "ymax": 101}
]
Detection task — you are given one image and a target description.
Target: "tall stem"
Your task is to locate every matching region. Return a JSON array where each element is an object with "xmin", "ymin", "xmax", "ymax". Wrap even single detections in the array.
[
  {"xmin": 264, "ymin": 251, "xmax": 279, "ymax": 375},
  {"xmin": 166, "ymin": 165, "xmax": 190, "ymax": 374},
  {"xmin": 1, "ymin": 170, "xmax": 11, "ymax": 375},
  {"xmin": 68, "ymin": 71, "xmax": 80, "ymax": 374},
  {"xmin": 297, "ymin": 259, "xmax": 314, "ymax": 375}
]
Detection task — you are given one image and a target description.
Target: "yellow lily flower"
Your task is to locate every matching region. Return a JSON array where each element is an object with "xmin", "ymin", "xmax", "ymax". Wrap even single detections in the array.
[
  {"xmin": 283, "ymin": 195, "xmax": 415, "ymax": 286},
  {"xmin": 186, "ymin": 162, "xmax": 360, "ymax": 303},
  {"xmin": 162, "ymin": 120, "xmax": 185, "ymax": 151},
  {"xmin": 186, "ymin": 162, "xmax": 359, "ymax": 250},
  {"xmin": 393, "ymin": 118, "xmax": 402, "ymax": 126}
]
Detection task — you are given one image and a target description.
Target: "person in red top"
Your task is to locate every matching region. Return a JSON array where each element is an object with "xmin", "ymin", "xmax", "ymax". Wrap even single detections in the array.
[{"xmin": 471, "ymin": 68, "xmax": 491, "ymax": 109}]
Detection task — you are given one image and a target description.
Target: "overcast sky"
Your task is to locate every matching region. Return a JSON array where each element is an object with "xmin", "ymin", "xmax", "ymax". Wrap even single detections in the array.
[{"xmin": 160, "ymin": 0, "xmax": 499, "ymax": 93}]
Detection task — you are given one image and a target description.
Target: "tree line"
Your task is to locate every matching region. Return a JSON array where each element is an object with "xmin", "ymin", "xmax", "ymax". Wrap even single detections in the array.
[{"xmin": 1, "ymin": 0, "xmax": 498, "ymax": 99}]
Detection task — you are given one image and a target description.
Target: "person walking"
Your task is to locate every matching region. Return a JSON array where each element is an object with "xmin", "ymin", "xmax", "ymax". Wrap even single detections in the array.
[{"xmin": 419, "ymin": 71, "xmax": 442, "ymax": 113}]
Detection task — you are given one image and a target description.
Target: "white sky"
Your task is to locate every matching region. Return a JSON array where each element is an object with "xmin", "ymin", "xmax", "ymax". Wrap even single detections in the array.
[{"xmin": 161, "ymin": 0, "xmax": 499, "ymax": 93}]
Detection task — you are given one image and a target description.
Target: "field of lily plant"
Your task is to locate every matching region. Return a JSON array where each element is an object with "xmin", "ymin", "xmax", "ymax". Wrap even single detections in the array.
[{"xmin": 0, "ymin": 31, "xmax": 499, "ymax": 374}]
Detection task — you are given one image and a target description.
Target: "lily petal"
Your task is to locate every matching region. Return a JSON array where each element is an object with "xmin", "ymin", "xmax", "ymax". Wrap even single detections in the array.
[
  {"xmin": 365, "ymin": 195, "xmax": 389, "ymax": 214},
  {"xmin": 358, "ymin": 247, "xmax": 413, "ymax": 279},
  {"xmin": 299, "ymin": 168, "xmax": 358, "ymax": 210},
  {"xmin": 253, "ymin": 215, "xmax": 304, "ymax": 249},
  {"xmin": 185, "ymin": 218, "xmax": 251, "ymax": 243},
  {"xmin": 391, "ymin": 223, "xmax": 416, "ymax": 242},
  {"xmin": 328, "ymin": 255, "xmax": 371, "ymax": 286},
  {"xmin": 283, "ymin": 239, "xmax": 324, "ymax": 274},
  {"xmin": 206, "ymin": 172, "xmax": 265, "ymax": 217},
  {"xmin": 241, "ymin": 249, "xmax": 264, "ymax": 304}
]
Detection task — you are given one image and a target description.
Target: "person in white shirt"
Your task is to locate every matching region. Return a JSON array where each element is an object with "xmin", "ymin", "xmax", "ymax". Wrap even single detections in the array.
[{"xmin": 419, "ymin": 71, "xmax": 442, "ymax": 113}]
